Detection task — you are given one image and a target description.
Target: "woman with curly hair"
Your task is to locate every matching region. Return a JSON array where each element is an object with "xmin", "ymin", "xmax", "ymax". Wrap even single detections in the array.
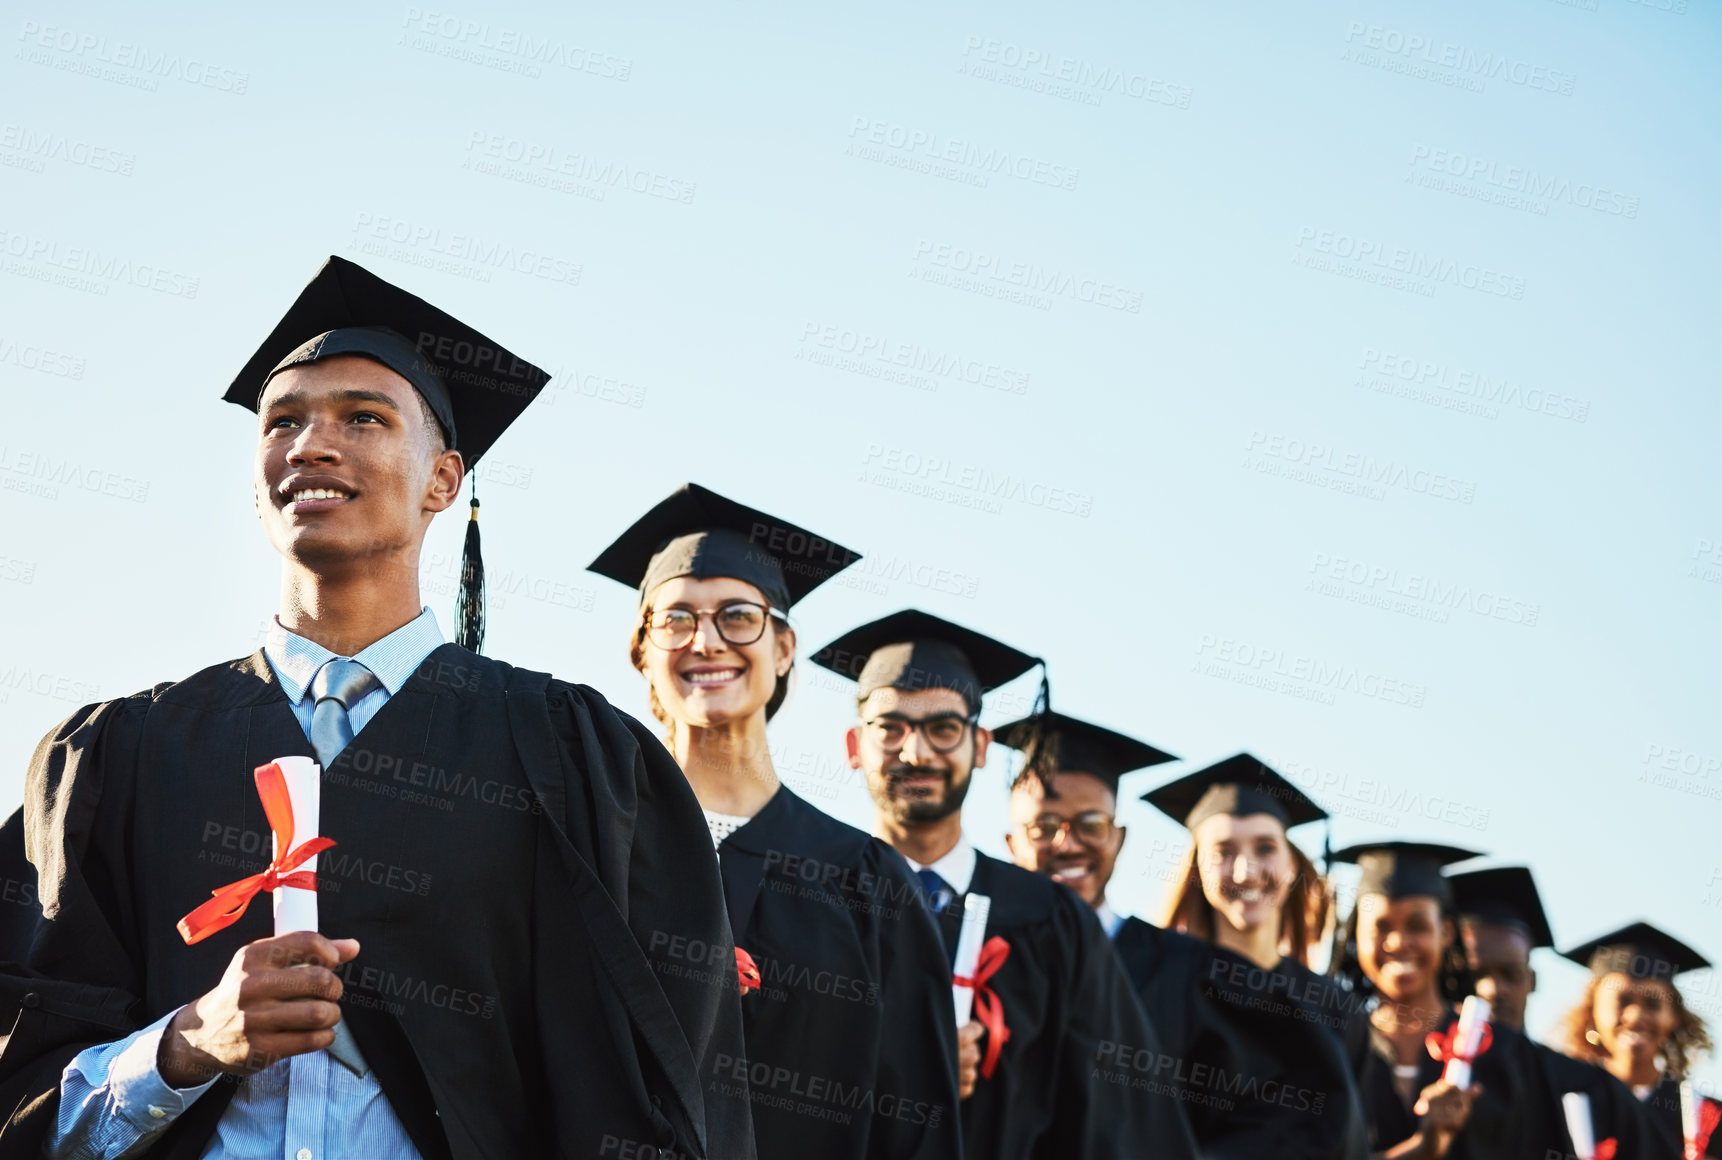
[{"xmin": 1557, "ymin": 923, "xmax": 1720, "ymax": 1158}]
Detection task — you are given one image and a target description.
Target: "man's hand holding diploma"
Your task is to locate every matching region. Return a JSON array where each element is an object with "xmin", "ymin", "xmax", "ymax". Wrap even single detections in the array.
[{"xmin": 157, "ymin": 932, "xmax": 359, "ymax": 1087}]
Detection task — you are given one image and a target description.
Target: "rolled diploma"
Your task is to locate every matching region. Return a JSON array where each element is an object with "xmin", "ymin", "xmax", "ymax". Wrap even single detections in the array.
[
  {"xmin": 269, "ymin": 756, "xmax": 364, "ymax": 1075},
  {"xmin": 1442, "ymin": 995, "xmax": 1491, "ymax": 1088},
  {"xmin": 1562, "ymin": 1091, "xmax": 1596, "ymax": 1160},
  {"xmin": 952, "ymin": 893, "xmax": 992, "ymax": 1027},
  {"xmin": 1680, "ymin": 1080, "xmax": 1698, "ymax": 1145},
  {"xmin": 271, "ymin": 756, "xmax": 321, "ymax": 936}
]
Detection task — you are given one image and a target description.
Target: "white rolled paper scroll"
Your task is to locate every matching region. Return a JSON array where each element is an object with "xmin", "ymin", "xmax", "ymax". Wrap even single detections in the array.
[
  {"xmin": 268, "ymin": 755, "xmax": 366, "ymax": 1076},
  {"xmin": 1442, "ymin": 995, "xmax": 1491, "ymax": 1089},
  {"xmin": 271, "ymin": 756, "xmax": 322, "ymax": 937},
  {"xmin": 1681, "ymin": 1081, "xmax": 1699, "ymax": 1150},
  {"xmin": 952, "ymin": 893, "xmax": 992, "ymax": 1027},
  {"xmin": 1562, "ymin": 1091, "xmax": 1596, "ymax": 1160}
]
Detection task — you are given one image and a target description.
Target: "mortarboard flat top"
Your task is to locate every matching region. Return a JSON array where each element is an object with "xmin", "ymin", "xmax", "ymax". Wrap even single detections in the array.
[
  {"xmin": 1448, "ymin": 866, "xmax": 1554, "ymax": 949},
  {"xmin": 811, "ymin": 609, "xmax": 1038, "ymax": 712},
  {"xmin": 992, "ymin": 711, "xmax": 1177, "ymax": 794},
  {"xmin": 1561, "ymin": 921, "xmax": 1711, "ymax": 981},
  {"xmin": 586, "ymin": 483, "xmax": 859, "ymax": 611},
  {"xmin": 1331, "ymin": 840, "xmax": 1482, "ymax": 908},
  {"xmin": 1142, "ymin": 753, "xmax": 1327, "ymax": 832},
  {"xmin": 225, "ymin": 255, "xmax": 548, "ymax": 468}
]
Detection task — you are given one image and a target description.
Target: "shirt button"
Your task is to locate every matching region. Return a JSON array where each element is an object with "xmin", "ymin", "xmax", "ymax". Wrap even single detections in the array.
[
  {"xmin": 146, "ymin": 1105, "xmax": 166, "ymax": 1119},
  {"xmin": 296, "ymin": 1149, "xmax": 312, "ymax": 1160}
]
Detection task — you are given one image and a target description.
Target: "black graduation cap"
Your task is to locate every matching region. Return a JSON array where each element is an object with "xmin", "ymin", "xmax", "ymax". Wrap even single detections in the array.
[
  {"xmin": 992, "ymin": 712, "xmax": 1176, "ymax": 794},
  {"xmin": 811, "ymin": 609, "xmax": 1039, "ymax": 714},
  {"xmin": 1561, "ymin": 922, "xmax": 1711, "ymax": 981},
  {"xmin": 1142, "ymin": 753, "xmax": 1327, "ymax": 832},
  {"xmin": 224, "ymin": 256, "xmax": 550, "ymax": 654},
  {"xmin": 1331, "ymin": 841, "xmax": 1482, "ymax": 909},
  {"xmin": 586, "ymin": 483, "xmax": 860, "ymax": 611},
  {"xmin": 1448, "ymin": 866, "xmax": 1554, "ymax": 948}
]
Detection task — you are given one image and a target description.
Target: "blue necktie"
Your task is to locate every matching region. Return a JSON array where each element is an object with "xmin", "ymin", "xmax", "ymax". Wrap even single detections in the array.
[
  {"xmin": 309, "ymin": 658, "xmax": 379, "ymax": 769},
  {"xmin": 305, "ymin": 658, "xmax": 379, "ymax": 1076},
  {"xmin": 916, "ymin": 868, "xmax": 952, "ymax": 913}
]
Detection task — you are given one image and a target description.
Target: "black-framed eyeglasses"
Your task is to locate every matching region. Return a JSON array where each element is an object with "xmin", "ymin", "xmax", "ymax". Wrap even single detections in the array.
[
  {"xmin": 861, "ymin": 713, "xmax": 977, "ymax": 753},
  {"xmin": 1023, "ymin": 811, "xmax": 1117, "ymax": 847},
  {"xmin": 643, "ymin": 601, "xmax": 783, "ymax": 650}
]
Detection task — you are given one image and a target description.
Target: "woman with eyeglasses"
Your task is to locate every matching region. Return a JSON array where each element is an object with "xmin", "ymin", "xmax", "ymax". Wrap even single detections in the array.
[
  {"xmin": 1555, "ymin": 923, "xmax": 1719, "ymax": 1158},
  {"xmin": 588, "ymin": 484, "xmax": 963, "ymax": 1160}
]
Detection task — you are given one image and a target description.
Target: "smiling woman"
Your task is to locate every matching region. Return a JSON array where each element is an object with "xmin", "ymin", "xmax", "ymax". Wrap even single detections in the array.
[{"xmin": 586, "ymin": 483, "xmax": 965, "ymax": 1160}]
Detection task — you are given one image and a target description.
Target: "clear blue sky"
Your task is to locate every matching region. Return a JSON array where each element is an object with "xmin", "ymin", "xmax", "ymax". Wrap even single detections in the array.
[{"xmin": 2, "ymin": 0, "xmax": 1716, "ymax": 1091}]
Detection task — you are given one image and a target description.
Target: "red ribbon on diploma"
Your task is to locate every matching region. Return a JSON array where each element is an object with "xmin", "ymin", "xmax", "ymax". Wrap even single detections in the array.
[
  {"xmin": 1591, "ymin": 1139, "xmax": 1617, "ymax": 1160},
  {"xmin": 736, "ymin": 947, "xmax": 761, "ymax": 996},
  {"xmin": 955, "ymin": 936, "xmax": 1012, "ymax": 1079},
  {"xmin": 1689, "ymin": 1097, "xmax": 1720, "ymax": 1160},
  {"xmin": 176, "ymin": 762, "xmax": 336, "ymax": 945},
  {"xmin": 1424, "ymin": 1021, "xmax": 1493, "ymax": 1069}
]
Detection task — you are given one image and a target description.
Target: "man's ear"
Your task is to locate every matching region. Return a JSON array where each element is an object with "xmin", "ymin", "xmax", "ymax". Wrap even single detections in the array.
[
  {"xmin": 1113, "ymin": 823, "xmax": 1128, "ymax": 852},
  {"xmin": 844, "ymin": 726, "xmax": 863, "ymax": 770},
  {"xmin": 972, "ymin": 725, "xmax": 991, "ymax": 769},
  {"xmin": 425, "ymin": 449, "xmax": 464, "ymax": 514},
  {"xmin": 1004, "ymin": 830, "xmax": 1027, "ymax": 866},
  {"xmin": 1528, "ymin": 966, "xmax": 1538, "ymax": 995}
]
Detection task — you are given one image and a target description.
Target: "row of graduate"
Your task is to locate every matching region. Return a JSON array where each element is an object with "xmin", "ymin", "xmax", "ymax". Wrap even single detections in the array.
[{"xmin": 0, "ymin": 256, "xmax": 1714, "ymax": 1160}]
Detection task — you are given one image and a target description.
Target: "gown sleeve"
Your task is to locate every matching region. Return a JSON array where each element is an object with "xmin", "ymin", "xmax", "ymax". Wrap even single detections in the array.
[
  {"xmin": 857, "ymin": 838, "xmax": 962, "ymax": 1160},
  {"xmin": 0, "ymin": 696, "xmax": 155, "ymax": 1159},
  {"xmin": 1049, "ymin": 894, "xmax": 1198, "ymax": 1160},
  {"xmin": 540, "ymin": 681, "xmax": 756, "ymax": 1160}
]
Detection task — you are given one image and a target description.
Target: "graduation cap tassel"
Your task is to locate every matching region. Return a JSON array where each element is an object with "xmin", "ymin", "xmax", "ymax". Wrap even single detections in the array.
[
  {"xmin": 455, "ymin": 481, "xmax": 485, "ymax": 654},
  {"xmin": 1019, "ymin": 660, "xmax": 1054, "ymax": 788}
]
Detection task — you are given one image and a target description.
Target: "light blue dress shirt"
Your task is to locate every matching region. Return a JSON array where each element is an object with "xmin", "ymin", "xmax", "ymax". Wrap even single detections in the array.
[{"xmin": 49, "ymin": 609, "xmax": 446, "ymax": 1160}]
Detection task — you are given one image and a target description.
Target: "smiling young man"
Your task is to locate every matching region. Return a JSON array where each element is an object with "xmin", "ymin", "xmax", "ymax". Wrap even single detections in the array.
[
  {"xmin": 0, "ymin": 257, "xmax": 752, "ymax": 1160},
  {"xmin": 1000, "ymin": 728, "xmax": 1369, "ymax": 1159},
  {"xmin": 813, "ymin": 612, "xmax": 1197, "ymax": 1160}
]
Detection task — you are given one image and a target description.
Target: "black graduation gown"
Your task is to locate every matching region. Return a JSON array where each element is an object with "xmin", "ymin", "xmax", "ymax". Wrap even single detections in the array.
[
  {"xmin": 1110, "ymin": 918, "xmax": 1365, "ymax": 1160},
  {"xmin": 1350, "ymin": 1003, "xmax": 1568, "ymax": 1159},
  {"xmin": 926, "ymin": 854, "xmax": 1197, "ymax": 1160},
  {"xmin": 1533, "ymin": 1045, "xmax": 1655, "ymax": 1159},
  {"xmin": 0, "ymin": 648, "xmax": 755, "ymax": 1160},
  {"xmin": 715, "ymin": 786, "xmax": 960, "ymax": 1160},
  {"xmin": 1641, "ymin": 1077, "xmax": 1722, "ymax": 1158}
]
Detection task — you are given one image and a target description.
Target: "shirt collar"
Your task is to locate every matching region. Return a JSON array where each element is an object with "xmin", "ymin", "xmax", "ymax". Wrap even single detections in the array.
[
  {"xmin": 263, "ymin": 608, "xmax": 445, "ymax": 704},
  {"xmin": 1095, "ymin": 899, "xmax": 1125, "ymax": 940},
  {"xmin": 905, "ymin": 835, "xmax": 976, "ymax": 896}
]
